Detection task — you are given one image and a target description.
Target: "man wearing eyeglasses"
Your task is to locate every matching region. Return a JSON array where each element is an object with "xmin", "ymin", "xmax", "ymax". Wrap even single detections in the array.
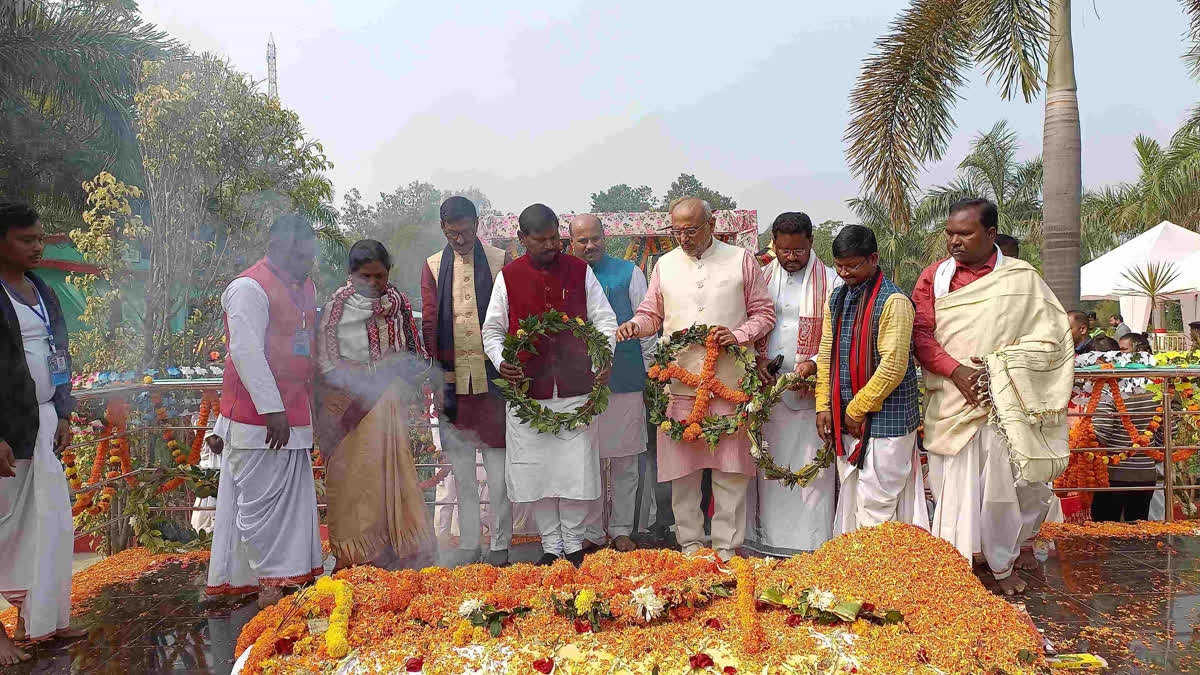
[
  {"xmin": 815, "ymin": 225, "xmax": 927, "ymax": 542},
  {"xmin": 616, "ymin": 197, "xmax": 775, "ymax": 562},
  {"xmin": 420, "ymin": 196, "xmax": 513, "ymax": 567},
  {"xmin": 744, "ymin": 212, "xmax": 840, "ymax": 557}
]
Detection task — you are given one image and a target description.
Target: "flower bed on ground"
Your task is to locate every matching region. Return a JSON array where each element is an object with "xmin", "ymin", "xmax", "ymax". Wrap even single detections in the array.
[
  {"xmin": 233, "ymin": 523, "xmax": 1046, "ymax": 675},
  {"xmin": 1037, "ymin": 520, "xmax": 1200, "ymax": 540},
  {"xmin": 0, "ymin": 547, "xmax": 210, "ymax": 632}
]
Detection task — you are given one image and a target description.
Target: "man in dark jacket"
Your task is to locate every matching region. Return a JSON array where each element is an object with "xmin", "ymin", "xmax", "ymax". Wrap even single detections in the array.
[{"xmin": 0, "ymin": 202, "xmax": 80, "ymax": 664}]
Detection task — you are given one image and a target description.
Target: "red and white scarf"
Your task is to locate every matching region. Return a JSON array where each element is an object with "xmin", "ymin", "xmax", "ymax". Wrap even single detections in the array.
[
  {"xmin": 320, "ymin": 282, "xmax": 426, "ymax": 370},
  {"xmin": 763, "ymin": 257, "xmax": 829, "ymax": 367}
]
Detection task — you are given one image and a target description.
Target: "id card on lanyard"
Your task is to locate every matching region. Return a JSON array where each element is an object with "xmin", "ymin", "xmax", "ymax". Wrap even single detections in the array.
[
  {"xmin": 285, "ymin": 281, "xmax": 312, "ymax": 357},
  {"xmin": 5, "ymin": 280, "xmax": 70, "ymax": 386}
]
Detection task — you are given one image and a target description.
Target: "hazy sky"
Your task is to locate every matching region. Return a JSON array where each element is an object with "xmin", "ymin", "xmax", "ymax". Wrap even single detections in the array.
[{"xmin": 140, "ymin": 1, "xmax": 1199, "ymax": 229}]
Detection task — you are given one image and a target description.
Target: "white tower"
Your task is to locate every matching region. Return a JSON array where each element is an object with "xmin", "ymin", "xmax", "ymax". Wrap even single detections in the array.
[{"xmin": 267, "ymin": 34, "xmax": 278, "ymax": 102}]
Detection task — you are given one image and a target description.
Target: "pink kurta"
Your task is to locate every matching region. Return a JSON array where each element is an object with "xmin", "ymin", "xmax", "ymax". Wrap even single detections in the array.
[{"xmin": 630, "ymin": 248, "xmax": 775, "ymax": 482}]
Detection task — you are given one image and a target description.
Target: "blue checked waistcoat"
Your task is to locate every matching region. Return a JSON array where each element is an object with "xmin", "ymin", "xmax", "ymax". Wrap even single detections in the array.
[{"xmin": 832, "ymin": 277, "xmax": 921, "ymax": 438}]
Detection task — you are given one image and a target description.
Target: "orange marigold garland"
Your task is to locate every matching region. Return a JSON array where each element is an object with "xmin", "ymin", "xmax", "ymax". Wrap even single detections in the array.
[
  {"xmin": 157, "ymin": 390, "xmax": 218, "ymax": 494},
  {"xmin": 646, "ymin": 325, "xmax": 763, "ymax": 450},
  {"xmin": 72, "ymin": 400, "xmax": 120, "ymax": 516},
  {"xmin": 730, "ymin": 557, "xmax": 764, "ymax": 654}
]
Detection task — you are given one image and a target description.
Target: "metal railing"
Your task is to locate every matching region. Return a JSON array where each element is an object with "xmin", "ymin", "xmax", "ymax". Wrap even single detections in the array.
[
  {"xmin": 1063, "ymin": 368, "xmax": 1200, "ymax": 521},
  {"xmin": 68, "ymin": 380, "xmax": 491, "ymax": 543}
]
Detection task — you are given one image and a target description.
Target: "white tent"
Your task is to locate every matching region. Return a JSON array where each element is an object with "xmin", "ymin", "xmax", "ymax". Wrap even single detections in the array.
[{"xmin": 1079, "ymin": 221, "xmax": 1200, "ymax": 333}]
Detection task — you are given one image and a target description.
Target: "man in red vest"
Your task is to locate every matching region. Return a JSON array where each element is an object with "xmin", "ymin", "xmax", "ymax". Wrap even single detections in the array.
[
  {"xmin": 481, "ymin": 204, "xmax": 617, "ymax": 566},
  {"xmin": 206, "ymin": 214, "xmax": 324, "ymax": 608}
]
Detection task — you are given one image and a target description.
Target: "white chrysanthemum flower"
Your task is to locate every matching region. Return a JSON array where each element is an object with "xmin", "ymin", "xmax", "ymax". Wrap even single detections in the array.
[
  {"xmin": 747, "ymin": 399, "xmax": 762, "ymax": 413},
  {"xmin": 630, "ymin": 585, "xmax": 665, "ymax": 621},
  {"xmin": 458, "ymin": 597, "xmax": 484, "ymax": 618},
  {"xmin": 812, "ymin": 589, "xmax": 836, "ymax": 612}
]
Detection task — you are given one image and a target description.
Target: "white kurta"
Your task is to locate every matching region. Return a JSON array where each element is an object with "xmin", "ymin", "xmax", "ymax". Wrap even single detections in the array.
[
  {"xmin": 927, "ymin": 424, "xmax": 1052, "ymax": 580},
  {"xmin": 0, "ymin": 289, "xmax": 72, "ymax": 640},
  {"xmin": 747, "ymin": 262, "xmax": 840, "ymax": 555},
  {"xmin": 834, "ymin": 432, "xmax": 929, "ymax": 535},
  {"xmin": 481, "ymin": 265, "xmax": 618, "ymax": 504},
  {"xmin": 205, "ymin": 277, "xmax": 323, "ymax": 594}
]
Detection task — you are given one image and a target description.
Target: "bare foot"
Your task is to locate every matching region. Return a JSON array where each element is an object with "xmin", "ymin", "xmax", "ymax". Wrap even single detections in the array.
[
  {"xmin": 1015, "ymin": 548, "xmax": 1039, "ymax": 571},
  {"xmin": 0, "ymin": 629, "xmax": 31, "ymax": 665},
  {"xmin": 55, "ymin": 626, "xmax": 88, "ymax": 639},
  {"xmin": 611, "ymin": 535, "xmax": 637, "ymax": 553},
  {"xmin": 995, "ymin": 574, "xmax": 1027, "ymax": 596},
  {"xmin": 257, "ymin": 586, "xmax": 283, "ymax": 609},
  {"xmin": 13, "ymin": 616, "xmax": 25, "ymax": 641}
]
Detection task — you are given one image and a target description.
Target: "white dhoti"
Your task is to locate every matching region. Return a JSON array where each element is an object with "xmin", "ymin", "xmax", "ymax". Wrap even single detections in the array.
[
  {"xmin": 190, "ymin": 434, "xmax": 218, "ymax": 534},
  {"xmin": 927, "ymin": 424, "xmax": 1052, "ymax": 579},
  {"xmin": 505, "ymin": 394, "xmax": 601, "ymax": 555},
  {"xmin": 835, "ymin": 431, "xmax": 928, "ymax": 535},
  {"xmin": 584, "ymin": 392, "xmax": 646, "ymax": 543},
  {"xmin": 746, "ymin": 404, "xmax": 834, "ymax": 555},
  {"xmin": 0, "ymin": 402, "xmax": 72, "ymax": 641},
  {"xmin": 205, "ymin": 446, "xmax": 323, "ymax": 594}
]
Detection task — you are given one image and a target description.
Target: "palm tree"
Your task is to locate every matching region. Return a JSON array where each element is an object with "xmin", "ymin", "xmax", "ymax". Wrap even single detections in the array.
[
  {"xmin": 0, "ymin": 1, "xmax": 178, "ymax": 225},
  {"xmin": 1119, "ymin": 262, "xmax": 1186, "ymax": 333},
  {"xmin": 847, "ymin": 194, "xmax": 943, "ymax": 291},
  {"xmin": 1083, "ymin": 132, "xmax": 1200, "ymax": 233},
  {"xmin": 921, "ymin": 121, "xmax": 1044, "ymax": 246},
  {"xmin": 846, "ymin": 0, "xmax": 1200, "ymax": 307}
]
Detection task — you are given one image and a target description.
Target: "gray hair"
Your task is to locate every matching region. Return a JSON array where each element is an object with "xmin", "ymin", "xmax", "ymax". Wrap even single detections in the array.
[{"xmin": 668, "ymin": 197, "xmax": 714, "ymax": 223}]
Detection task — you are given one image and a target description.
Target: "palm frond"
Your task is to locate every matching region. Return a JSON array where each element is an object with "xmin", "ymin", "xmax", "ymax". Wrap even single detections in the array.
[
  {"xmin": 1118, "ymin": 261, "xmax": 1187, "ymax": 299},
  {"xmin": 844, "ymin": 0, "xmax": 973, "ymax": 231},
  {"xmin": 966, "ymin": 0, "xmax": 1049, "ymax": 101},
  {"xmin": 1183, "ymin": 0, "xmax": 1200, "ymax": 80}
]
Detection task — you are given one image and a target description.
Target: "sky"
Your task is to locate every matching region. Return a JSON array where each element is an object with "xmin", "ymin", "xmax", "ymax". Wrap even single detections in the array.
[{"xmin": 139, "ymin": 0, "xmax": 1200, "ymax": 230}]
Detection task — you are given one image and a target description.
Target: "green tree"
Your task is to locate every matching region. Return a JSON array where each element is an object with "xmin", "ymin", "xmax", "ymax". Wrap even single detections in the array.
[
  {"xmin": 660, "ymin": 173, "xmax": 737, "ymax": 210},
  {"xmin": 1082, "ymin": 132, "xmax": 1200, "ymax": 234},
  {"xmin": 812, "ymin": 219, "xmax": 843, "ymax": 265},
  {"xmin": 0, "ymin": 0, "xmax": 178, "ymax": 227},
  {"xmin": 340, "ymin": 183, "xmax": 493, "ymax": 297},
  {"xmin": 848, "ymin": 0, "xmax": 1200, "ymax": 306},
  {"xmin": 846, "ymin": 195, "xmax": 942, "ymax": 292},
  {"xmin": 132, "ymin": 55, "xmax": 336, "ymax": 368},
  {"xmin": 590, "ymin": 184, "xmax": 656, "ymax": 212}
]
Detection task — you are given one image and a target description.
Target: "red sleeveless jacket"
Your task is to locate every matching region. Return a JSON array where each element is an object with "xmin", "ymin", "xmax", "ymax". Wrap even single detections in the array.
[
  {"xmin": 503, "ymin": 253, "xmax": 592, "ymax": 400},
  {"xmin": 220, "ymin": 257, "xmax": 316, "ymax": 426}
]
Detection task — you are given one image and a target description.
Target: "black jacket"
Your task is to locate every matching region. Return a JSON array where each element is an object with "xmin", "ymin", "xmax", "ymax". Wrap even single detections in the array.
[{"xmin": 0, "ymin": 271, "xmax": 74, "ymax": 459}]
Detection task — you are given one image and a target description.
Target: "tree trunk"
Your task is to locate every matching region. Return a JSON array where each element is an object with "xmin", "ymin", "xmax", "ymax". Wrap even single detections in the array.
[{"xmin": 1042, "ymin": 0, "xmax": 1082, "ymax": 307}]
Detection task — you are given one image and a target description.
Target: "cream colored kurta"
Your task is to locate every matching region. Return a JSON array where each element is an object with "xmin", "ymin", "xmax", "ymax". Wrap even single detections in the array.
[
  {"xmin": 427, "ymin": 244, "xmax": 506, "ymax": 394},
  {"xmin": 656, "ymin": 238, "xmax": 750, "ymax": 395}
]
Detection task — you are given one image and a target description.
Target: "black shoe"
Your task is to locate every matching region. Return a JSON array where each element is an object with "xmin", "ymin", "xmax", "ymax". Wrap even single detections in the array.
[
  {"xmin": 565, "ymin": 550, "xmax": 585, "ymax": 567},
  {"xmin": 536, "ymin": 553, "xmax": 560, "ymax": 566}
]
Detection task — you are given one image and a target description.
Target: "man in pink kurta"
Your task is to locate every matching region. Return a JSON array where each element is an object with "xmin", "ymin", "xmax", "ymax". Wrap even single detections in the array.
[{"xmin": 616, "ymin": 198, "xmax": 775, "ymax": 561}]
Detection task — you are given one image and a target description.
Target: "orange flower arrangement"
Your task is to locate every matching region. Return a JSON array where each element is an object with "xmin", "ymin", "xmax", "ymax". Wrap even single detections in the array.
[
  {"xmin": 72, "ymin": 400, "xmax": 122, "ymax": 516},
  {"xmin": 649, "ymin": 331, "xmax": 751, "ymax": 426},
  {"xmin": 158, "ymin": 391, "xmax": 218, "ymax": 494},
  {"xmin": 731, "ymin": 557, "xmax": 764, "ymax": 654}
]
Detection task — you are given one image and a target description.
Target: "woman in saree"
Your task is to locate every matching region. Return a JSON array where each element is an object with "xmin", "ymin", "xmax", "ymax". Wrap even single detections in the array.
[{"xmin": 316, "ymin": 240, "xmax": 436, "ymax": 570}]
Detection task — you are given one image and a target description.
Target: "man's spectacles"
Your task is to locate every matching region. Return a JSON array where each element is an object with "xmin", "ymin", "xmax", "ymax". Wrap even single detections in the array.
[
  {"xmin": 833, "ymin": 259, "xmax": 868, "ymax": 274},
  {"xmin": 670, "ymin": 225, "xmax": 707, "ymax": 239},
  {"xmin": 776, "ymin": 247, "xmax": 810, "ymax": 257}
]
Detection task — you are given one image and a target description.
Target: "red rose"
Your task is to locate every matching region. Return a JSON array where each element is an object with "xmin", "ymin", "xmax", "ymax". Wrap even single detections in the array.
[
  {"xmin": 274, "ymin": 637, "xmax": 295, "ymax": 655},
  {"xmin": 406, "ymin": 657, "xmax": 425, "ymax": 672},
  {"xmin": 516, "ymin": 350, "xmax": 533, "ymax": 364},
  {"xmin": 723, "ymin": 668, "xmax": 737, "ymax": 675},
  {"xmin": 573, "ymin": 619, "xmax": 592, "ymax": 633},
  {"xmin": 689, "ymin": 653, "xmax": 715, "ymax": 670},
  {"xmin": 915, "ymin": 647, "xmax": 930, "ymax": 665},
  {"xmin": 785, "ymin": 614, "xmax": 805, "ymax": 628},
  {"xmin": 861, "ymin": 602, "xmax": 875, "ymax": 612},
  {"xmin": 703, "ymin": 618, "xmax": 723, "ymax": 630},
  {"xmin": 533, "ymin": 658, "xmax": 555, "ymax": 674}
]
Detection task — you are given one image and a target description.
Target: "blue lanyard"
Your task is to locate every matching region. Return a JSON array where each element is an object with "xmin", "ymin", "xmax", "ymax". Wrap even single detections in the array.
[{"xmin": 2, "ymin": 278, "xmax": 55, "ymax": 351}]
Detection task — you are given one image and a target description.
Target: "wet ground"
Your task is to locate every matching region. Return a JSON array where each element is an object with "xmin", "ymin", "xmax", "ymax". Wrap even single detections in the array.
[{"xmin": 7, "ymin": 536, "xmax": 1200, "ymax": 674}]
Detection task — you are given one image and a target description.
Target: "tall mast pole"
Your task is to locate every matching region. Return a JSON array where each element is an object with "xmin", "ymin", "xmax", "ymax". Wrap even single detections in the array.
[{"xmin": 267, "ymin": 33, "xmax": 278, "ymax": 102}]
